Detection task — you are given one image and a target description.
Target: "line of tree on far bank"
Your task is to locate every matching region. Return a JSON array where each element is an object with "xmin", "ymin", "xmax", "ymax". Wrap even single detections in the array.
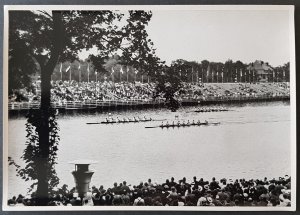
[{"xmin": 48, "ymin": 57, "xmax": 290, "ymax": 84}]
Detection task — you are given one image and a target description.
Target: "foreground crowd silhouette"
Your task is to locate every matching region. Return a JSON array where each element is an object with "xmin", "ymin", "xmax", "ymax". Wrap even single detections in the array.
[{"xmin": 8, "ymin": 175, "xmax": 291, "ymax": 207}]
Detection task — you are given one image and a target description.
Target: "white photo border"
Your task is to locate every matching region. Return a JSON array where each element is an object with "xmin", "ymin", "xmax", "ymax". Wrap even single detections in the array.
[{"xmin": 2, "ymin": 4, "xmax": 296, "ymax": 211}]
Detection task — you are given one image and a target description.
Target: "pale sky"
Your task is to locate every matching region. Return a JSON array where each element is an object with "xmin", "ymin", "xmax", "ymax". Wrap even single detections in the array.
[{"xmin": 80, "ymin": 9, "xmax": 291, "ymax": 67}]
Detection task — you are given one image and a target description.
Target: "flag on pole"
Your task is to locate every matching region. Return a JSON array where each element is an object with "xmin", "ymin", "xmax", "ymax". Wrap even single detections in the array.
[
  {"xmin": 78, "ymin": 63, "xmax": 81, "ymax": 82},
  {"xmin": 87, "ymin": 63, "xmax": 90, "ymax": 82},
  {"xmin": 60, "ymin": 62, "xmax": 63, "ymax": 81},
  {"xmin": 119, "ymin": 67, "xmax": 123, "ymax": 82},
  {"xmin": 67, "ymin": 64, "xmax": 72, "ymax": 81},
  {"xmin": 134, "ymin": 68, "xmax": 138, "ymax": 82},
  {"xmin": 126, "ymin": 66, "xmax": 129, "ymax": 82},
  {"xmin": 206, "ymin": 64, "xmax": 210, "ymax": 83},
  {"xmin": 65, "ymin": 65, "xmax": 71, "ymax": 73},
  {"xmin": 60, "ymin": 63, "xmax": 62, "ymax": 73}
]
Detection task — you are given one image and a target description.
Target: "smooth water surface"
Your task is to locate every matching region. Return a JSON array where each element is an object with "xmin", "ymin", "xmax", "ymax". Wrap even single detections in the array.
[{"xmin": 8, "ymin": 101, "xmax": 291, "ymax": 197}]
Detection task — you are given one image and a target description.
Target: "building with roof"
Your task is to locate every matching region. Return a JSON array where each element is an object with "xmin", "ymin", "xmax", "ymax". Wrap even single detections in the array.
[{"xmin": 247, "ymin": 60, "xmax": 273, "ymax": 82}]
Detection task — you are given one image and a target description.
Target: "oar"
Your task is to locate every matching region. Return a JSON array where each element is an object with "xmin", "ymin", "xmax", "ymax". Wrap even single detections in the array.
[
  {"xmin": 86, "ymin": 122, "xmax": 101, "ymax": 124},
  {"xmin": 145, "ymin": 126, "xmax": 161, "ymax": 129}
]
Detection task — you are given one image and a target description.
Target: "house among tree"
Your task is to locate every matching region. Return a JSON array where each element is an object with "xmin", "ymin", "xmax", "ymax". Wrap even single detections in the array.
[{"xmin": 247, "ymin": 60, "xmax": 273, "ymax": 82}]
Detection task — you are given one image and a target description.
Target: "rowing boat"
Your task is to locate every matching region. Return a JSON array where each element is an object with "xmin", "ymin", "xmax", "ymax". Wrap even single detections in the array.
[
  {"xmin": 145, "ymin": 122, "xmax": 220, "ymax": 129},
  {"xmin": 194, "ymin": 109, "xmax": 229, "ymax": 113},
  {"xmin": 86, "ymin": 119, "xmax": 165, "ymax": 125},
  {"xmin": 100, "ymin": 119, "xmax": 152, "ymax": 124}
]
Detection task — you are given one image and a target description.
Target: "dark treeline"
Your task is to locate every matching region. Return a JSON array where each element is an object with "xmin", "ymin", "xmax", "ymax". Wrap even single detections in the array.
[{"xmin": 50, "ymin": 58, "xmax": 290, "ymax": 83}]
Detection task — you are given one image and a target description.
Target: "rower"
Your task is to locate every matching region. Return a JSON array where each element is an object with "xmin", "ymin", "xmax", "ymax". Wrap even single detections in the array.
[
  {"xmin": 166, "ymin": 121, "xmax": 169, "ymax": 126},
  {"xmin": 161, "ymin": 121, "xmax": 164, "ymax": 127},
  {"xmin": 187, "ymin": 120, "xmax": 190, "ymax": 126},
  {"xmin": 177, "ymin": 121, "xmax": 180, "ymax": 126},
  {"xmin": 192, "ymin": 120, "xmax": 195, "ymax": 125},
  {"xmin": 197, "ymin": 120, "xmax": 201, "ymax": 125},
  {"xmin": 106, "ymin": 118, "xmax": 109, "ymax": 122},
  {"xmin": 172, "ymin": 121, "xmax": 175, "ymax": 126}
]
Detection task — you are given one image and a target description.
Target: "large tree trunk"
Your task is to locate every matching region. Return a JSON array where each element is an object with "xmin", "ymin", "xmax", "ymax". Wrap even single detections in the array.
[
  {"xmin": 35, "ymin": 66, "xmax": 51, "ymax": 206},
  {"xmin": 35, "ymin": 11, "xmax": 64, "ymax": 206}
]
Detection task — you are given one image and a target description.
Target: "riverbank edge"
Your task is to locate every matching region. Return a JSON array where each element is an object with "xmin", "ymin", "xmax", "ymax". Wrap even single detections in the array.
[{"xmin": 8, "ymin": 95, "xmax": 290, "ymax": 116}]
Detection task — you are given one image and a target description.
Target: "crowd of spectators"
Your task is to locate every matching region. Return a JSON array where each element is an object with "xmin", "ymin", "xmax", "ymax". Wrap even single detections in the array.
[
  {"xmin": 8, "ymin": 175, "xmax": 291, "ymax": 207},
  {"xmin": 181, "ymin": 82, "xmax": 290, "ymax": 100},
  {"xmin": 8, "ymin": 81, "xmax": 290, "ymax": 105}
]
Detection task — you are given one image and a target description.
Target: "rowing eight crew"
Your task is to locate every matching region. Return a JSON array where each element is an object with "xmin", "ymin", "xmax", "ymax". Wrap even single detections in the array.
[
  {"xmin": 195, "ymin": 107, "xmax": 228, "ymax": 112},
  {"xmin": 105, "ymin": 116, "xmax": 153, "ymax": 123},
  {"xmin": 161, "ymin": 119, "xmax": 208, "ymax": 127}
]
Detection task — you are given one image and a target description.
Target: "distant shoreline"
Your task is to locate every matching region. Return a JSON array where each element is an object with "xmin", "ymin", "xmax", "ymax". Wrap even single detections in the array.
[
  {"xmin": 8, "ymin": 82, "xmax": 290, "ymax": 115},
  {"xmin": 8, "ymin": 95, "xmax": 289, "ymax": 116}
]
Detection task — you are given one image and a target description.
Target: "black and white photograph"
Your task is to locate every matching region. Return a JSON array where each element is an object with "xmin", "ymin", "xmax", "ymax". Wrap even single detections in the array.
[{"xmin": 3, "ymin": 5, "xmax": 296, "ymax": 211}]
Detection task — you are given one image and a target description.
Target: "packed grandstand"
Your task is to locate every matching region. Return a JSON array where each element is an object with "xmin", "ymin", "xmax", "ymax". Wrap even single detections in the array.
[{"xmin": 9, "ymin": 81, "xmax": 290, "ymax": 105}]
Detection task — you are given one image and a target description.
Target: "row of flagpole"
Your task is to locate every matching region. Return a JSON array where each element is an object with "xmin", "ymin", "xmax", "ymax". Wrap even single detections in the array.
[
  {"xmin": 54, "ymin": 63, "xmax": 287, "ymax": 83},
  {"xmin": 181, "ymin": 67, "xmax": 287, "ymax": 83},
  {"xmin": 56, "ymin": 63, "xmax": 150, "ymax": 83}
]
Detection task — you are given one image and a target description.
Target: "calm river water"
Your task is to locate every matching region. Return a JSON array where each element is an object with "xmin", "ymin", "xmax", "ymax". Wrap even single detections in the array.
[{"xmin": 8, "ymin": 101, "xmax": 291, "ymax": 197}]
